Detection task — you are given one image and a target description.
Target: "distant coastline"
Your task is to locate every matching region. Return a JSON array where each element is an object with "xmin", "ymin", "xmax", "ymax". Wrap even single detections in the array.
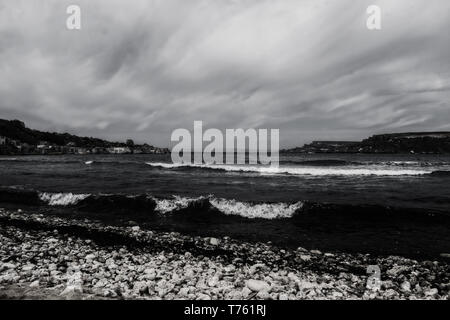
[
  {"xmin": 0, "ymin": 119, "xmax": 169, "ymax": 155},
  {"xmin": 282, "ymin": 132, "xmax": 450, "ymax": 154},
  {"xmin": 2, "ymin": 118, "xmax": 450, "ymax": 155}
]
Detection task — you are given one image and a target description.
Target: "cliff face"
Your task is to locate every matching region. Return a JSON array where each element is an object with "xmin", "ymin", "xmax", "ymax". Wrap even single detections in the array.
[{"xmin": 359, "ymin": 132, "xmax": 450, "ymax": 154}]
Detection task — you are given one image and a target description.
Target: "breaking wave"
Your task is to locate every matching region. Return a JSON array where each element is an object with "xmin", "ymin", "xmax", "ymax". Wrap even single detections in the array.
[
  {"xmin": 145, "ymin": 162, "xmax": 431, "ymax": 176},
  {"xmin": 39, "ymin": 192, "xmax": 90, "ymax": 206},
  {"xmin": 209, "ymin": 198, "xmax": 304, "ymax": 219},
  {"xmin": 0, "ymin": 189, "xmax": 305, "ymax": 219},
  {"xmin": 1, "ymin": 189, "xmax": 448, "ymax": 221},
  {"xmin": 152, "ymin": 196, "xmax": 303, "ymax": 219},
  {"xmin": 154, "ymin": 196, "xmax": 197, "ymax": 213},
  {"xmin": 152, "ymin": 196, "xmax": 304, "ymax": 219}
]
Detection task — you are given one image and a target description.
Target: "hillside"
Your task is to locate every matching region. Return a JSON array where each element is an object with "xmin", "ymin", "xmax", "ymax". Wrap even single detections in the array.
[
  {"xmin": 282, "ymin": 132, "xmax": 450, "ymax": 154},
  {"xmin": 359, "ymin": 132, "xmax": 450, "ymax": 153},
  {"xmin": 0, "ymin": 119, "xmax": 122, "ymax": 148}
]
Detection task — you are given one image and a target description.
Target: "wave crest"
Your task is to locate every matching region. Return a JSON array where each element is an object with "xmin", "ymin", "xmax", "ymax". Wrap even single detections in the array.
[
  {"xmin": 154, "ymin": 196, "xmax": 202, "ymax": 213},
  {"xmin": 210, "ymin": 198, "xmax": 303, "ymax": 219},
  {"xmin": 145, "ymin": 162, "xmax": 430, "ymax": 176},
  {"xmin": 1, "ymin": 189, "xmax": 448, "ymax": 222},
  {"xmin": 39, "ymin": 192, "xmax": 90, "ymax": 206}
]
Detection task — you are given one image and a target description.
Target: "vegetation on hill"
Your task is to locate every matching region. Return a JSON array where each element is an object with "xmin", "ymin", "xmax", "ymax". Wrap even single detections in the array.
[
  {"xmin": 283, "ymin": 132, "xmax": 450, "ymax": 154},
  {"xmin": 0, "ymin": 119, "xmax": 123, "ymax": 148}
]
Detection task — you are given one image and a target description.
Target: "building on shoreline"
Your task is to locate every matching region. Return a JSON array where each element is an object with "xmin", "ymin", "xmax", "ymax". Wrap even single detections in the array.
[
  {"xmin": 0, "ymin": 119, "xmax": 170, "ymax": 155},
  {"xmin": 0, "ymin": 137, "xmax": 169, "ymax": 155},
  {"xmin": 107, "ymin": 147, "xmax": 131, "ymax": 154}
]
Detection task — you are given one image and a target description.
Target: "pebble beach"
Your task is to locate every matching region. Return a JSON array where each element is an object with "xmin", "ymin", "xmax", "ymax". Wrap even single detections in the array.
[{"xmin": 0, "ymin": 208, "xmax": 448, "ymax": 300}]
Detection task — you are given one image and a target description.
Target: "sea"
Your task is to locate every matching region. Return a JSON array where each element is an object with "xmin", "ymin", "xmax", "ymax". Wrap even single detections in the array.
[{"xmin": 1, "ymin": 153, "xmax": 449, "ymax": 259}]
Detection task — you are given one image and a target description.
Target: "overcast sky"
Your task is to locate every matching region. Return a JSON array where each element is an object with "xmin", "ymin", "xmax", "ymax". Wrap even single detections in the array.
[{"xmin": 0, "ymin": 0, "xmax": 449, "ymax": 147}]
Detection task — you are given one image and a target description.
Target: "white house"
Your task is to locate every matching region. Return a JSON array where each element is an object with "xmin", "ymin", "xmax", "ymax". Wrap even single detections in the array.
[{"xmin": 107, "ymin": 147, "xmax": 131, "ymax": 154}]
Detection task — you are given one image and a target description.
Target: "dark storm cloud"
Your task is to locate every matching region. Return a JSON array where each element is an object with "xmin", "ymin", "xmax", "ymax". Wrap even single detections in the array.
[{"xmin": 0, "ymin": 0, "xmax": 449, "ymax": 147}]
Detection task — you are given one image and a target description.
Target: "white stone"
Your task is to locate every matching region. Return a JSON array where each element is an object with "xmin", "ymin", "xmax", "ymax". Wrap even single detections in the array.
[
  {"xmin": 384, "ymin": 289, "xmax": 397, "ymax": 298},
  {"xmin": 209, "ymin": 238, "xmax": 220, "ymax": 246},
  {"xmin": 299, "ymin": 255, "xmax": 311, "ymax": 261},
  {"xmin": 278, "ymin": 293, "xmax": 289, "ymax": 300},
  {"xmin": 241, "ymin": 286, "xmax": 252, "ymax": 298},
  {"xmin": 178, "ymin": 287, "xmax": 190, "ymax": 297},
  {"xmin": 197, "ymin": 293, "xmax": 211, "ymax": 300},
  {"xmin": 22, "ymin": 264, "xmax": 35, "ymax": 271},
  {"xmin": 246, "ymin": 279, "xmax": 271, "ymax": 292},
  {"xmin": 0, "ymin": 263, "xmax": 16, "ymax": 270},
  {"xmin": 94, "ymin": 278, "xmax": 109, "ymax": 288},
  {"xmin": 400, "ymin": 281, "xmax": 411, "ymax": 292},
  {"xmin": 425, "ymin": 288, "xmax": 438, "ymax": 296},
  {"xmin": 298, "ymin": 280, "xmax": 316, "ymax": 291},
  {"xmin": 207, "ymin": 276, "xmax": 219, "ymax": 287},
  {"xmin": 331, "ymin": 291, "xmax": 344, "ymax": 298},
  {"xmin": 256, "ymin": 290, "xmax": 270, "ymax": 299},
  {"xmin": 224, "ymin": 265, "xmax": 236, "ymax": 273},
  {"xmin": 85, "ymin": 254, "xmax": 96, "ymax": 260},
  {"xmin": 144, "ymin": 268, "xmax": 156, "ymax": 274}
]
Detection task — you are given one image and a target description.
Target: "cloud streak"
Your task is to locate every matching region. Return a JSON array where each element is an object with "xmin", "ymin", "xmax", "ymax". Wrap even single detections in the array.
[{"xmin": 0, "ymin": 0, "xmax": 449, "ymax": 147}]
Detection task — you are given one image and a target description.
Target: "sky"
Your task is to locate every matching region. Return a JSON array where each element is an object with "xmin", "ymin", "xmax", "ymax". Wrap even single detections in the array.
[{"xmin": 0, "ymin": 0, "xmax": 449, "ymax": 148}]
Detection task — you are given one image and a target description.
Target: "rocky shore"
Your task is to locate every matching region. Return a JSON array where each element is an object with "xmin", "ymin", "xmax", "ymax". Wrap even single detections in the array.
[{"xmin": 0, "ymin": 208, "xmax": 448, "ymax": 300}]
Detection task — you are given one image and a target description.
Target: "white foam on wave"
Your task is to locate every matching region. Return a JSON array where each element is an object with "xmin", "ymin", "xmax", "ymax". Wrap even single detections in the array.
[
  {"xmin": 389, "ymin": 161, "xmax": 420, "ymax": 165},
  {"xmin": 145, "ymin": 162, "xmax": 431, "ymax": 176},
  {"xmin": 153, "ymin": 195, "xmax": 198, "ymax": 213},
  {"xmin": 282, "ymin": 167, "xmax": 431, "ymax": 176},
  {"xmin": 39, "ymin": 192, "xmax": 90, "ymax": 206},
  {"xmin": 210, "ymin": 198, "xmax": 304, "ymax": 219},
  {"xmin": 153, "ymin": 194, "xmax": 302, "ymax": 219},
  {"xmin": 146, "ymin": 162, "xmax": 187, "ymax": 169}
]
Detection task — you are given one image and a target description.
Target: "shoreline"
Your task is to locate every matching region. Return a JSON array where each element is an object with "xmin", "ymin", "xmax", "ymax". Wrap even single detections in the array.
[{"xmin": 0, "ymin": 208, "xmax": 448, "ymax": 300}]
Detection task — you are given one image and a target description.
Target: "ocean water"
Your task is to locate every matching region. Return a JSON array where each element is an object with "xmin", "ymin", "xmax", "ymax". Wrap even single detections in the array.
[{"xmin": 1, "ymin": 153, "xmax": 449, "ymax": 258}]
